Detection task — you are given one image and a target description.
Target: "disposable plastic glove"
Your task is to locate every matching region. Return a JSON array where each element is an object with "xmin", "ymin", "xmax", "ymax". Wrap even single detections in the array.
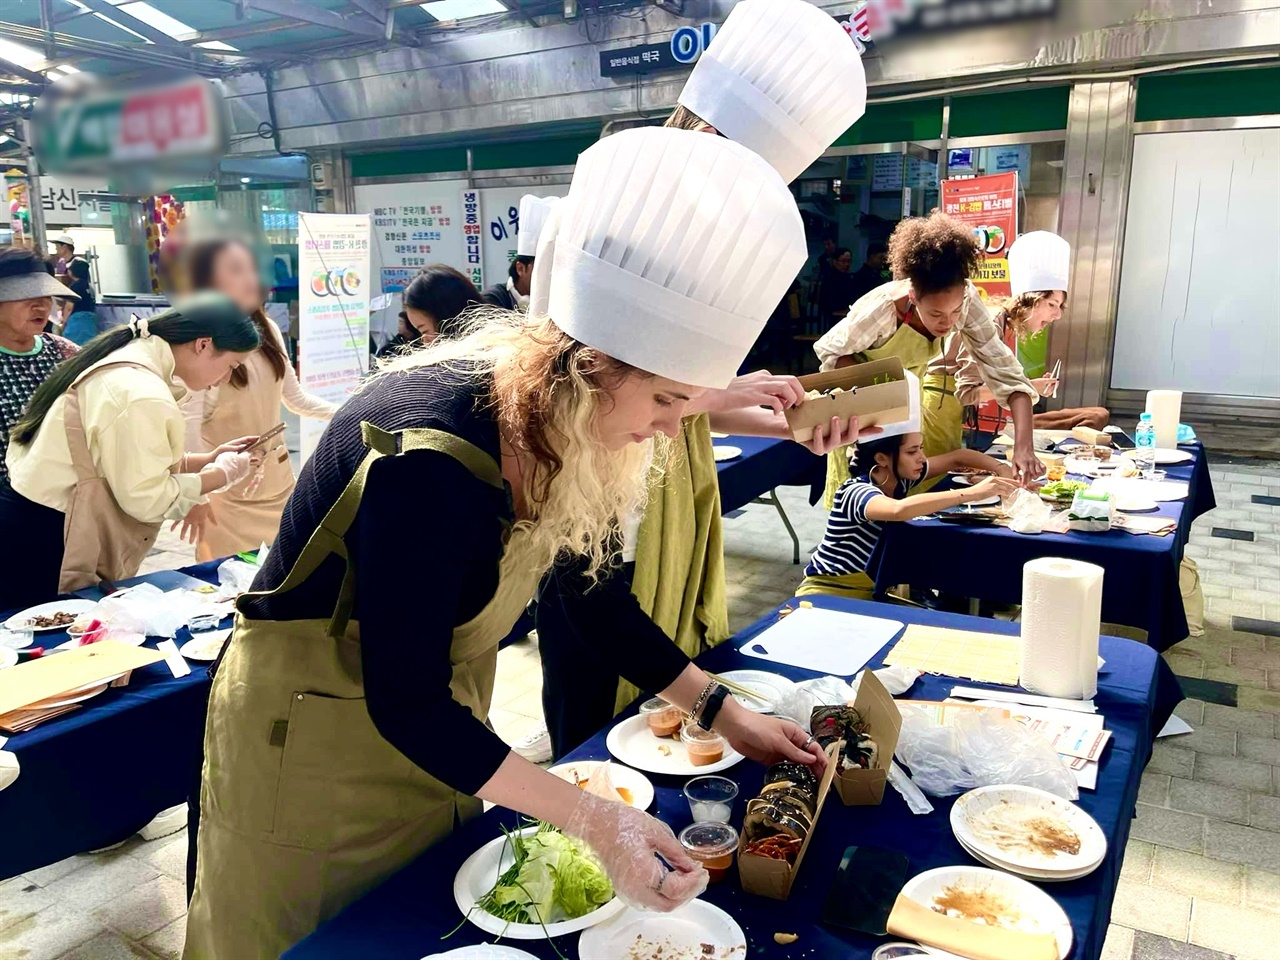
[
  {"xmin": 211, "ymin": 451, "xmax": 253, "ymax": 493},
  {"xmin": 563, "ymin": 790, "xmax": 708, "ymax": 912}
]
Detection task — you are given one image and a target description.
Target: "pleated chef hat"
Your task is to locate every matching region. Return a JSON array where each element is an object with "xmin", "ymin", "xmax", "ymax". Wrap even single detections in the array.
[
  {"xmin": 1009, "ymin": 231, "xmax": 1071, "ymax": 297},
  {"xmin": 544, "ymin": 127, "xmax": 806, "ymax": 389},
  {"xmin": 677, "ymin": 0, "xmax": 867, "ymax": 183},
  {"xmin": 515, "ymin": 195, "xmax": 560, "ymax": 257}
]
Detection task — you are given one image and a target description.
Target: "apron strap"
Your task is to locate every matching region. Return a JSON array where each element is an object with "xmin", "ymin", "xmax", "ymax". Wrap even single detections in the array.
[
  {"xmin": 239, "ymin": 422, "xmax": 505, "ymax": 638},
  {"xmin": 62, "ymin": 362, "xmax": 161, "ymax": 483}
]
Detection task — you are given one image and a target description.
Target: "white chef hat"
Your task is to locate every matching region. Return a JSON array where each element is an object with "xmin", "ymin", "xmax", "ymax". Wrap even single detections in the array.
[
  {"xmin": 545, "ymin": 127, "xmax": 807, "ymax": 389},
  {"xmin": 677, "ymin": 0, "xmax": 867, "ymax": 183},
  {"xmin": 515, "ymin": 195, "xmax": 560, "ymax": 258},
  {"xmin": 1009, "ymin": 231, "xmax": 1071, "ymax": 297}
]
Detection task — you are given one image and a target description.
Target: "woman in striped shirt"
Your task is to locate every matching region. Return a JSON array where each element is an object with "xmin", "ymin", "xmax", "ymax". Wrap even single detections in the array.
[{"xmin": 798, "ymin": 432, "xmax": 1018, "ymax": 599}]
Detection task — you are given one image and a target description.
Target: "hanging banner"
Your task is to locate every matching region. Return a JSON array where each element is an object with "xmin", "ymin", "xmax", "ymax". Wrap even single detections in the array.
[
  {"xmin": 940, "ymin": 171, "xmax": 1018, "ymax": 302},
  {"xmin": 297, "ymin": 212, "xmax": 370, "ymax": 461},
  {"xmin": 461, "ymin": 188, "xmax": 484, "ymax": 292}
]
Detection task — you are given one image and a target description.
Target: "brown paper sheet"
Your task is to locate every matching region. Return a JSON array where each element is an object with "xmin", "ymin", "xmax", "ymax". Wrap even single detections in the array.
[{"xmin": 0, "ymin": 641, "xmax": 164, "ymax": 715}]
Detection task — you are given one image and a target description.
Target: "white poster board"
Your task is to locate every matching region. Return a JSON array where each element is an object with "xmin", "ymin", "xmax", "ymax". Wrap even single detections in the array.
[
  {"xmin": 352, "ymin": 180, "xmax": 467, "ymax": 341},
  {"xmin": 296, "ymin": 213, "xmax": 370, "ymax": 461},
  {"xmin": 480, "ymin": 185, "xmax": 569, "ymax": 291},
  {"xmin": 1111, "ymin": 128, "xmax": 1280, "ymax": 398}
]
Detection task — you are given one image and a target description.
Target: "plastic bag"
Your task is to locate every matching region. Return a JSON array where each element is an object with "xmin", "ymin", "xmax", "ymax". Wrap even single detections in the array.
[
  {"xmin": 217, "ymin": 558, "xmax": 260, "ymax": 596},
  {"xmin": 97, "ymin": 583, "xmax": 203, "ymax": 638},
  {"xmin": 894, "ymin": 705, "xmax": 1078, "ymax": 800},
  {"xmin": 774, "ymin": 665, "xmax": 921, "ymax": 727},
  {"xmin": 1006, "ymin": 488, "xmax": 1052, "ymax": 534}
]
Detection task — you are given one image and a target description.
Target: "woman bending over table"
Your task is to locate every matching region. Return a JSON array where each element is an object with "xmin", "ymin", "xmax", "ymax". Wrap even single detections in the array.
[
  {"xmin": 956, "ymin": 231, "xmax": 1109, "ymax": 445},
  {"xmin": 184, "ymin": 128, "xmax": 825, "ymax": 959},
  {"xmin": 798, "ymin": 431, "xmax": 1018, "ymax": 600},
  {"xmin": 1, "ymin": 294, "xmax": 260, "ymax": 609}
]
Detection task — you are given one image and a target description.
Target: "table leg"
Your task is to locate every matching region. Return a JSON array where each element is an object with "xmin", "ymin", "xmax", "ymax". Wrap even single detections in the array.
[
  {"xmin": 968, "ymin": 597, "xmax": 981, "ymax": 617},
  {"xmin": 752, "ymin": 489, "xmax": 801, "ymax": 565}
]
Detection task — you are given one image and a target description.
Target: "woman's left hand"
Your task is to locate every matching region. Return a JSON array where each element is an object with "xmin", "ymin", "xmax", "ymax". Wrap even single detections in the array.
[
  {"xmin": 214, "ymin": 435, "xmax": 260, "ymax": 456},
  {"xmin": 1011, "ymin": 444, "xmax": 1043, "ymax": 487},
  {"xmin": 171, "ymin": 501, "xmax": 217, "ymax": 545},
  {"xmin": 715, "ymin": 702, "xmax": 827, "ymax": 774},
  {"xmin": 701, "ymin": 370, "xmax": 807, "ymax": 416}
]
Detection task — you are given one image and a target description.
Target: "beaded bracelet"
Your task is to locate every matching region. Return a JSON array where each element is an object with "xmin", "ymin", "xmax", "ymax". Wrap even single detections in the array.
[{"xmin": 689, "ymin": 679, "xmax": 717, "ymax": 722}]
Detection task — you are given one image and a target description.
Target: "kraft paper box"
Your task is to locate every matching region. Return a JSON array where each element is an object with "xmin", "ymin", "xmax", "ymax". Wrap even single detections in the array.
[
  {"xmin": 835, "ymin": 669, "xmax": 903, "ymax": 807},
  {"xmin": 738, "ymin": 742, "xmax": 840, "ymax": 901},
  {"xmin": 784, "ymin": 357, "xmax": 912, "ymax": 443}
]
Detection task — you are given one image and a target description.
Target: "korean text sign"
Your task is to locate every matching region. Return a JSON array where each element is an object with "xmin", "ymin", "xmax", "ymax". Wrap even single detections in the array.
[{"xmin": 940, "ymin": 171, "xmax": 1019, "ymax": 301}]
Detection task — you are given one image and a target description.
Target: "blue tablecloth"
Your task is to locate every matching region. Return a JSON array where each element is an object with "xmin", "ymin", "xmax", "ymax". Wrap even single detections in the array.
[
  {"xmin": 715, "ymin": 434, "xmax": 825, "ymax": 514},
  {"xmin": 287, "ymin": 595, "xmax": 1182, "ymax": 960},
  {"xmin": 0, "ymin": 561, "xmax": 225, "ymax": 881},
  {"xmin": 868, "ymin": 442, "xmax": 1216, "ymax": 652}
]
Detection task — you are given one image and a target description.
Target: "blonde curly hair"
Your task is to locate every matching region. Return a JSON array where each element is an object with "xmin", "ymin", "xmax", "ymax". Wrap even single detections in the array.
[{"xmin": 996, "ymin": 290, "xmax": 1066, "ymax": 340}]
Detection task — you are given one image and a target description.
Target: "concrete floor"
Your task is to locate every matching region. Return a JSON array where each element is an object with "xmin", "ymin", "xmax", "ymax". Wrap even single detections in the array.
[{"xmin": 2, "ymin": 453, "xmax": 1278, "ymax": 960}]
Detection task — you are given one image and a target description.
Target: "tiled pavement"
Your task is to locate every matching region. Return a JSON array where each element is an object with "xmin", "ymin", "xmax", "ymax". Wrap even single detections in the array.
[{"xmin": 3, "ymin": 457, "xmax": 1279, "ymax": 960}]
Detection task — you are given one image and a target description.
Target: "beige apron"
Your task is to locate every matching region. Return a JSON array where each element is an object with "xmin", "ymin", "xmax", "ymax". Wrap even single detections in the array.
[
  {"xmin": 184, "ymin": 423, "xmax": 541, "ymax": 960},
  {"xmin": 823, "ymin": 321, "xmax": 939, "ymax": 509},
  {"xmin": 58, "ymin": 362, "xmax": 163, "ymax": 593}
]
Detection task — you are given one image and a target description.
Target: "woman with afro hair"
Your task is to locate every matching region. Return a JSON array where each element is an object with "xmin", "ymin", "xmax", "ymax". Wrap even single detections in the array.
[{"xmin": 814, "ymin": 210, "xmax": 1041, "ymax": 503}]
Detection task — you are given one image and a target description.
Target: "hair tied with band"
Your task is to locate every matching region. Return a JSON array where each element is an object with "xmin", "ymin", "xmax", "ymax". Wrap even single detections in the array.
[{"xmin": 127, "ymin": 315, "xmax": 151, "ymax": 340}]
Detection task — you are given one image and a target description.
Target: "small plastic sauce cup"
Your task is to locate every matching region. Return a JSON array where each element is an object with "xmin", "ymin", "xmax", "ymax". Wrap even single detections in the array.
[
  {"xmin": 678, "ymin": 821, "xmax": 738, "ymax": 884},
  {"xmin": 683, "ymin": 775, "xmax": 738, "ymax": 823},
  {"xmin": 640, "ymin": 697, "xmax": 683, "ymax": 738},
  {"xmin": 681, "ymin": 721, "xmax": 726, "ymax": 767}
]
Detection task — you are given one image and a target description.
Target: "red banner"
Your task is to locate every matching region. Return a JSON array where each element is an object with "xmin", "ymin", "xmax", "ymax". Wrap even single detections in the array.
[{"xmin": 940, "ymin": 172, "xmax": 1019, "ymax": 303}]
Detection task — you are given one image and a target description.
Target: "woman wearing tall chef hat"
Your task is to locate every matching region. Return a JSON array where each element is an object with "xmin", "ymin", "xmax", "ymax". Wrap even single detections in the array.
[
  {"xmin": 479, "ymin": 194, "xmax": 558, "ymax": 312},
  {"xmin": 183, "ymin": 127, "xmax": 823, "ymax": 959},
  {"xmin": 526, "ymin": 0, "xmax": 876, "ymax": 761},
  {"xmin": 956, "ymin": 230, "xmax": 1109, "ymax": 442}
]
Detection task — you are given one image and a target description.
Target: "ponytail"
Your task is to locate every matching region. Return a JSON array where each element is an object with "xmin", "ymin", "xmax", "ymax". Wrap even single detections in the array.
[
  {"xmin": 12, "ymin": 290, "xmax": 258, "ymax": 446},
  {"xmin": 850, "ymin": 433, "xmax": 905, "ymax": 480}
]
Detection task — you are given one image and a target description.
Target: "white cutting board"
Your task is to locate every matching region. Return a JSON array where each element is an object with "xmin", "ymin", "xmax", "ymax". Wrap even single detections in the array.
[{"xmin": 739, "ymin": 607, "xmax": 905, "ymax": 676}]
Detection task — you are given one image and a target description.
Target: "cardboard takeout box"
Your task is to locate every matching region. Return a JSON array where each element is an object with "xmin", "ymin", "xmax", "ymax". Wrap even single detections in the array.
[
  {"xmin": 738, "ymin": 742, "xmax": 840, "ymax": 901},
  {"xmin": 834, "ymin": 669, "xmax": 903, "ymax": 807},
  {"xmin": 784, "ymin": 357, "xmax": 912, "ymax": 443}
]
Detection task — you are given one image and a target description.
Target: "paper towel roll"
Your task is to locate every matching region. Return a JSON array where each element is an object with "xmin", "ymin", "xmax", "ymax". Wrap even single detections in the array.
[
  {"xmin": 1146, "ymin": 390, "xmax": 1182, "ymax": 449},
  {"xmin": 1020, "ymin": 557, "xmax": 1104, "ymax": 700}
]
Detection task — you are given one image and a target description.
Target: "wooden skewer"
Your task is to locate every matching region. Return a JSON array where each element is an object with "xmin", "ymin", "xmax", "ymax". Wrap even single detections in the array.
[
  {"xmin": 1050, "ymin": 358, "xmax": 1062, "ymax": 399},
  {"xmin": 705, "ymin": 672, "xmax": 773, "ymax": 706}
]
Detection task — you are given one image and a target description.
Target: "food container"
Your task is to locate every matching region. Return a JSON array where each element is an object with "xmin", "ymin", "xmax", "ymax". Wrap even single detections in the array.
[
  {"xmin": 680, "ymin": 722, "xmax": 726, "ymax": 767},
  {"xmin": 639, "ymin": 697, "xmax": 682, "ymax": 738},
  {"xmin": 683, "ymin": 776, "xmax": 738, "ymax": 823},
  {"xmin": 1045, "ymin": 462, "xmax": 1067, "ymax": 482},
  {"xmin": 1094, "ymin": 445, "xmax": 1113, "ymax": 461},
  {"xmin": 784, "ymin": 357, "xmax": 912, "ymax": 443},
  {"xmin": 678, "ymin": 821, "xmax": 738, "ymax": 884},
  {"xmin": 833, "ymin": 670, "xmax": 903, "ymax": 807}
]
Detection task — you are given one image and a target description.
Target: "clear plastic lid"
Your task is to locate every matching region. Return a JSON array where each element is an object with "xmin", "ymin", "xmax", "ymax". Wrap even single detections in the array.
[
  {"xmin": 639, "ymin": 696, "xmax": 676, "ymax": 715},
  {"xmin": 678, "ymin": 821, "xmax": 739, "ymax": 857},
  {"xmin": 680, "ymin": 721, "xmax": 726, "ymax": 746}
]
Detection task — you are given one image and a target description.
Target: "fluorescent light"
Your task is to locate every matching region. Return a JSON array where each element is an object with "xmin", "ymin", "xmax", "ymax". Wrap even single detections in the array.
[
  {"xmin": 0, "ymin": 38, "xmax": 45, "ymax": 69},
  {"xmin": 420, "ymin": 1, "xmax": 507, "ymax": 21},
  {"xmin": 194, "ymin": 41, "xmax": 239, "ymax": 51},
  {"xmin": 115, "ymin": 1, "xmax": 197, "ymax": 40},
  {"xmin": 240, "ymin": 177, "xmax": 252, "ymax": 184},
  {"xmin": 93, "ymin": 11, "xmax": 152, "ymax": 42},
  {"xmin": 57, "ymin": 64, "xmax": 81, "ymax": 74}
]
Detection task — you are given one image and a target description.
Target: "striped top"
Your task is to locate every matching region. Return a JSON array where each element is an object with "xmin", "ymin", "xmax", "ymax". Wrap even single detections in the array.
[{"xmin": 805, "ymin": 465, "xmax": 926, "ymax": 578}]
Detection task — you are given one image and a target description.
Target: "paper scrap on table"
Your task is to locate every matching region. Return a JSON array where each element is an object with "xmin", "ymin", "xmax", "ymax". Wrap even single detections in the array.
[
  {"xmin": 966, "ymin": 700, "xmax": 1107, "ymax": 791},
  {"xmin": 1157, "ymin": 715, "xmax": 1193, "ymax": 738},
  {"xmin": 1023, "ymin": 719, "xmax": 1112, "ymax": 761},
  {"xmin": 950, "ymin": 685, "xmax": 1097, "ymax": 714},
  {"xmin": 156, "ymin": 640, "xmax": 191, "ymax": 679}
]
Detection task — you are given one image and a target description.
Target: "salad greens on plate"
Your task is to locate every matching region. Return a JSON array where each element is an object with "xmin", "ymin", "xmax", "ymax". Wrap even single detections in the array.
[{"xmin": 1039, "ymin": 479, "xmax": 1090, "ymax": 501}]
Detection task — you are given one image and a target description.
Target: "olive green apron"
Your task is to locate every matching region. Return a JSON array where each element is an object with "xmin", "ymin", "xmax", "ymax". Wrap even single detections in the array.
[
  {"xmin": 620, "ymin": 413, "xmax": 728, "ymax": 712},
  {"xmin": 919, "ymin": 369, "xmax": 963, "ymax": 494},
  {"xmin": 796, "ymin": 570, "xmax": 876, "ymax": 601},
  {"xmin": 823, "ymin": 322, "xmax": 939, "ymax": 509},
  {"xmin": 184, "ymin": 423, "xmax": 541, "ymax": 960}
]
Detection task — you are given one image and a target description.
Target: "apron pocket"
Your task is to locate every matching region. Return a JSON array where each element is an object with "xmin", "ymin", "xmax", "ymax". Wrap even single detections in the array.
[{"xmin": 273, "ymin": 691, "xmax": 418, "ymax": 850}]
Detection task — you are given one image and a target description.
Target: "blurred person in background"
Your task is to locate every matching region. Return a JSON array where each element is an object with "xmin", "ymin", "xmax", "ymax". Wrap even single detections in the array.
[
  {"xmin": 815, "ymin": 210, "xmax": 1042, "ymax": 505},
  {"xmin": 1, "ymin": 293, "xmax": 260, "ymax": 610},
  {"xmin": 61, "ymin": 258, "xmax": 98, "ymax": 345},
  {"xmin": 817, "ymin": 246, "xmax": 858, "ymax": 327},
  {"xmin": 50, "ymin": 234, "xmax": 75, "ymax": 282},
  {"xmin": 479, "ymin": 196, "xmax": 560, "ymax": 312},
  {"xmin": 849, "ymin": 242, "xmax": 889, "ymax": 304},
  {"xmin": 180, "ymin": 236, "xmax": 338, "ymax": 561},
  {"xmin": 377, "ymin": 264, "xmax": 480, "ymax": 359},
  {"xmin": 0, "ymin": 247, "xmax": 79, "ymax": 493}
]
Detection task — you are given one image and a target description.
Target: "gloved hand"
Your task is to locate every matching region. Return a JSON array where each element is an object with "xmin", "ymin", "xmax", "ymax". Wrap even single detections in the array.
[
  {"xmin": 563, "ymin": 791, "xmax": 708, "ymax": 911},
  {"xmin": 211, "ymin": 451, "xmax": 254, "ymax": 492}
]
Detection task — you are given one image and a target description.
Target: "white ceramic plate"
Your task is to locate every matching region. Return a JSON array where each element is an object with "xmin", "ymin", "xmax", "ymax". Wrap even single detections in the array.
[
  {"xmin": 713, "ymin": 445, "xmax": 743, "ymax": 462},
  {"xmin": 452, "ymin": 827, "xmax": 625, "ymax": 940},
  {"xmin": 715, "ymin": 669, "xmax": 796, "ymax": 714},
  {"xmin": 578, "ymin": 899, "xmax": 747, "ymax": 960},
  {"xmin": 955, "ymin": 831, "xmax": 1101, "ymax": 882},
  {"xmin": 180, "ymin": 628, "xmax": 233, "ymax": 661},
  {"xmin": 0, "ymin": 648, "xmax": 16, "ymax": 670},
  {"xmin": 951, "ymin": 785, "xmax": 1107, "ymax": 874},
  {"xmin": 605, "ymin": 714, "xmax": 743, "ymax": 777},
  {"xmin": 546, "ymin": 760, "xmax": 655, "ymax": 811},
  {"xmin": 902, "ymin": 865, "xmax": 1072, "ymax": 960},
  {"xmin": 4, "ymin": 600, "xmax": 98, "ymax": 634},
  {"xmin": 422, "ymin": 947, "xmax": 540, "ymax": 959}
]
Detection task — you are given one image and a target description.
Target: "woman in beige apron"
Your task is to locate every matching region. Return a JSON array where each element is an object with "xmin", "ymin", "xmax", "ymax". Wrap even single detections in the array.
[
  {"xmin": 186, "ymin": 127, "xmax": 827, "ymax": 959},
  {"xmin": 815, "ymin": 212, "xmax": 1044, "ymax": 498},
  {"xmin": 174, "ymin": 237, "xmax": 337, "ymax": 560},
  {"xmin": 0, "ymin": 294, "xmax": 260, "ymax": 609}
]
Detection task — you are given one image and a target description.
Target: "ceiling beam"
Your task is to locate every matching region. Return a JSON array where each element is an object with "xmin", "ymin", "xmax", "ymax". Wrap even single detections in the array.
[
  {"xmin": 183, "ymin": 19, "xmax": 297, "ymax": 44},
  {"xmin": 73, "ymin": 0, "xmax": 195, "ymax": 52},
  {"xmin": 0, "ymin": 20, "xmax": 233, "ymax": 75},
  {"xmin": 238, "ymin": 0, "xmax": 419, "ymax": 46},
  {"xmin": 39, "ymin": 0, "xmax": 56, "ymax": 60},
  {"xmin": 0, "ymin": 56, "xmax": 50, "ymax": 86},
  {"xmin": 347, "ymin": 0, "xmax": 390, "ymax": 22},
  {"xmin": 508, "ymin": 1, "xmax": 540, "ymax": 27}
]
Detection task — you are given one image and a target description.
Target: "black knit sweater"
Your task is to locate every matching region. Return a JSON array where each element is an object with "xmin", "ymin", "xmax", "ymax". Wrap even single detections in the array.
[{"xmin": 244, "ymin": 365, "xmax": 688, "ymax": 794}]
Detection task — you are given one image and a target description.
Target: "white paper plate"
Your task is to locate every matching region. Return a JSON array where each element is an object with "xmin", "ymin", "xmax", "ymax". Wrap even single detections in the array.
[
  {"xmin": 902, "ymin": 865, "xmax": 1072, "ymax": 960},
  {"xmin": 422, "ymin": 947, "xmax": 540, "ymax": 959},
  {"xmin": 180, "ymin": 628, "xmax": 233, "ymax": 661},
  {"xmin": 546, "ymin": 760, "xmax": 655, "ymax": 811},
  {"xmin": 710, "ymin": 432, "xmax": 730, "ymax": 440},
  {"xmin": 24, "ymin": 681, "xmax": 112, "ymax": 711},
  {"xmin": 713, "ymin": 445, "xmax": 743, "ymax": 462},
  {"xmin": 1116, "ymin": 498, "xmax": 1159, "ymax": 513},
  {"xmin": 4, "ymin": 600, "xmax": 98, "ymax": 634},
  {"xmin": 578, "ymin": 899, "xmax": 747, "ymax": 960},
  {"xmin": 1092, "ymin": 474, "xmax": 1189, "ymax": 502},
  {"xmin": 965, "ymin": 496, "xmax": 1001, "ymax": 508},
  {"xmin": 715, "ymin": 669, "xmax": 796, "ymax": 714},
  {"xmin": 955, "ymin": 831, "xmax": 1101, "ymax": 882},
  {"xmin": 54, "ymin": 631, "xmax": 147, "ymax": 652},
  {"xmin": 605, "ymin": 714, "xmax": 743, "ymax": 777},
  {"xmin": 1151, "ymin": 448, "xmax": 1193, "ymax": 464},
  {"xmin": 0, "ymin": 648, "xmax": 16, "ymax": 670},
  {"xmin": 452, "ymin": 827, "xmax": 625, "ymax": 940},
  {"xmin": 951, "ymin": 785, "xmax": 1106, "ymax": 874}
]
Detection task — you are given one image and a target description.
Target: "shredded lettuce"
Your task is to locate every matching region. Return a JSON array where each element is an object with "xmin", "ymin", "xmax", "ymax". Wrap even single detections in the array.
[{"xmin": 477, "ymin": 821, "xmax": 614, "ymax": 925}]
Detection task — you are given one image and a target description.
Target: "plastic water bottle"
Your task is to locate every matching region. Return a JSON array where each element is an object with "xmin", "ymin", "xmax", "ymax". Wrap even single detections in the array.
[{"xmin": 1135, "ymin": 412, "xmax": 1157, "ymax": 479}]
